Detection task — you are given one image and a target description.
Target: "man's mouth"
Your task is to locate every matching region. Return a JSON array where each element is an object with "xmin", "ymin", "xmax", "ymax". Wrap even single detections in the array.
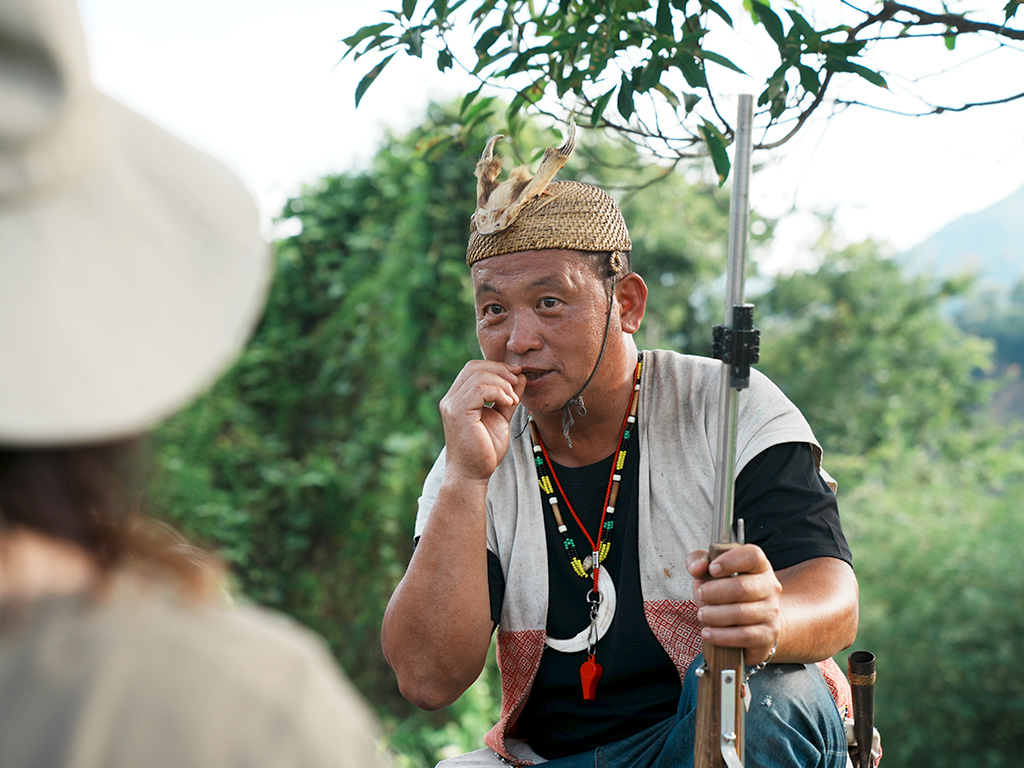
[{"xmin": 521, "ymin": 369, "xmax": 551, "ymax": 385}]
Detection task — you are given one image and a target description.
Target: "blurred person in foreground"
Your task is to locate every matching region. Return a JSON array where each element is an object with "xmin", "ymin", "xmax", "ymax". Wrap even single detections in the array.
[{"xmin": 0, "ymin": 1, "xmax": 391, "ymax": 766}]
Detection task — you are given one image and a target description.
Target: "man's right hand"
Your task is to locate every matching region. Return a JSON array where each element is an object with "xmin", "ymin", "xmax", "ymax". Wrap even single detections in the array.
[
  {"xmin": 383, "ymin": 360, "xmax": 525, "ymax": 710},
  {"xmin": 439, "ymin": 360, "xmax": 527, "ymax": 482}
]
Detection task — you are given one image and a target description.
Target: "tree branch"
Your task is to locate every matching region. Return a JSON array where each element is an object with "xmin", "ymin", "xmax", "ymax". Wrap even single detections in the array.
[{"xmin": 881, "ymin": 1, "xmax": 1024, "ymax": 41}]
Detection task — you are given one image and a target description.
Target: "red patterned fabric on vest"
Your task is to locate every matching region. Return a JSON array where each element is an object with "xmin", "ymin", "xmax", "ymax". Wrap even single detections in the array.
[{"xmin": 484, "ymin": 605, "xmax": 853, "ymax": 763}]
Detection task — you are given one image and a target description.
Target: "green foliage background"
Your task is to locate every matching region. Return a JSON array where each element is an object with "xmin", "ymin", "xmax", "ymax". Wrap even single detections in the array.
[{"xmin": 150, "ymin": 103, "xmax": 1024, "ymax": 767}]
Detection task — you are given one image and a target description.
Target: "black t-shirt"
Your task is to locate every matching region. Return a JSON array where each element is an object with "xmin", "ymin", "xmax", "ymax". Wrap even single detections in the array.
[{"xmin": 485, "ymin": 439, "xmax": 851, "ymax": 759}]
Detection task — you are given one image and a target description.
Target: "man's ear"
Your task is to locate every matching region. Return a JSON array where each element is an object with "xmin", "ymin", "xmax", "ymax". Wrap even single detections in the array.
[{"xmin": 615, "ymin": 272, "xmax": 647, "ymax": 334}]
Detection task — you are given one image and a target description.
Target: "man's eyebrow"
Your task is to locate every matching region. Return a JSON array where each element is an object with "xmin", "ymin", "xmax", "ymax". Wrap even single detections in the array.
[
  {"xmin": 475, "ymin": 276, "xmax": 564, "ymax": 299},
  {"xmin": 529, "ymin": 276, "xmax": 564, "ymax": 290},
  {"xmin": 475, "ymin": 282, "xmax": 500, "ymax": 299}
]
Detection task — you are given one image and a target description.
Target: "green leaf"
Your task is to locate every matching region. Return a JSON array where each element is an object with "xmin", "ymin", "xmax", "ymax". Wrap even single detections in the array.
[
  {"xmin": 785, "ymin": 9, "xmax": 816, "ymax": 40},
  {"xmin": 402, "ymin": 0, "xmax": 418, "ymax": 21},
  {"xmin": 436, "ymin": 48, "xmax": 453, "ymax": 71},
  {"xmin": 462, "ymin": 105, "xmax": 496, "ymax": 136},
  {"xmin": 341, "ymin": 23, "xmax": 393, "ymax": 51},
  {"xmin": 699, "ymin": 119, "xmax": 730, "ymax": 184},
  {"xmin": 828, "ymin": 59, "xmax": 888, "ymax": 88},
  {"xmin": 617, "ymin": 74, "xmax": 635, "ymax": 120},
  {"xmin": 797, "ymin": 63, "xmax": 820, "ymax": 95},
  {"xmin": 751, "ymin": 1, "xmax": 785, "ymax": 47},
  {"xmin": 354, "ymin": 53, "xmax": 396, "ymax": 107},
  {"xmin": 700, "ymin": 0, "xmax": 733, "ymax": 26},
  {"xmin": 475, "ymin": 25, "xmax": 504, "ymax": 57},
  {"xmin": 590, "ymin": 87, "xmax": 616, "ymax": 126},
  {"xmin": 854, "ymin": 64, "xmax": 888, "ymax": 88},
  {"xmin": 1006, "ymin": 0, "xmax": 1023, "ymax": 20},
  {"xmin": 944, "ymin": 32, "xmax": 957, "ymax": 51},
  {"xmin": 469, "ymin": 0, "xmax": 499, "ymax": 24},
  {"xmin": 507, "ymin": 77, "xmax": 546, "ymax": 120},
  {"xmin": 637, "ymin": 60, "xmax": 664, "ymax": 92},
  {"xmin": 431, "ymin": 0, "xmax": 450, "ymax": 22},
  {"xmin": 825, "ymin": 39, "xmax": 868, "ymax": 59},
  {"xmin": 656, "ymin": 0, "xmax": 674, "ymax": 36},
  {"xmin": 500, "ymin": 42, "xmax": 562, "ymax": 77},
  {"xmin": 676, "ymin": 55, "xmax": 707, "ymax": 88},
  {"xmin": 472, "ymin": 44, "xmax": 514, "ymax": 75},
  {"xmin": 700, "ymin": 49, "xmax": 745, "ymax": 75},
  {"xmin": 459, "ymin": 85, "xmax": 483, "ymax": 119},
  {"xmin": 463, "ymin": 94, "xmax": 497, "ymax": 124},
  {"xmin": 403, "ymin": 27, "xmax": 423, "ymax": 58},
  {"xmin": 654, "ymin": 82, "xmax": 681, "ymax": 110},
  {"xmin": 682, "ymin": 91, "xmax": 701, "ymax": 114},
  {"xmin": 758, "ymin": 66, "xmax": 788, "ymax": 118},
  {"xmin": 769, "ymin": 88, "xmax": 787, "ymax": 118}
]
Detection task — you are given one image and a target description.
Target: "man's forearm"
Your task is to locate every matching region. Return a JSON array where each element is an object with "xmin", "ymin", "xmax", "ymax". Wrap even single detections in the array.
[
  {"xmin": 775, "ymin": 557, "xmax": 859, "ymax": 664},
  {"xmin": 381, "ymin": 477, "xmax": 495, "ymax": 710}
]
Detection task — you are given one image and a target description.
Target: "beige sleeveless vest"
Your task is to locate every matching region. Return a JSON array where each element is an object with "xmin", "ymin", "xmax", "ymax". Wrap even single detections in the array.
[{"xmin": 416, "ymin": 351, "xmax": 851, "ymax": 764}]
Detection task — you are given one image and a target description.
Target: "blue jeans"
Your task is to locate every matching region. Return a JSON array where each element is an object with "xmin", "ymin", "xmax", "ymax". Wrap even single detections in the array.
[{"xmin": 543, "ymin": 655, "xmax": 848, "ymax": 768}]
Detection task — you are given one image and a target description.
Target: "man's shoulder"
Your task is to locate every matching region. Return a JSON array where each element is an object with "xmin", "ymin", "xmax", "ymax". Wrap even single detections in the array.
[
  {"xmin": 643, "ymin": 349, "xmax": 720, "ymax": 401},
  {"xmin": 644, "ymin": 348, "xmax": 784, "ymax": 400},
  {"xmin": 646, "ymin": 349, "xmax": 718, "ymax": 377}
]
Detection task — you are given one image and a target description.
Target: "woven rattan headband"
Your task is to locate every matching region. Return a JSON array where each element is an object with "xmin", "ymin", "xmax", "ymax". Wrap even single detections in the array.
[{"xmin": 466, "ymin": 122, "xmax": 632, "ymax": 266}]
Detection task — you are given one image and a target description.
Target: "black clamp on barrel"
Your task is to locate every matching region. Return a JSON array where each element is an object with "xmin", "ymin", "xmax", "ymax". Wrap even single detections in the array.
[{"xmin": 712, "ymin": 304, "xmax": 760, "ymax": 390}]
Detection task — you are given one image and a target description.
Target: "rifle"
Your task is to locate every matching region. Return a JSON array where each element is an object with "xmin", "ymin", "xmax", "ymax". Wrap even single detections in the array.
[
  {"xmin": 848, "ymin": 650, "xmax": 877, "ymax": 768},
  {"xmin": 694, "ymin": 93, "xmax": 758, "ymax": 768}
]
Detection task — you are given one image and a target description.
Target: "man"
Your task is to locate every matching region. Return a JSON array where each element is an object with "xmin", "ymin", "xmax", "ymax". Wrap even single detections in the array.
[{"xmin": 381, "ymin": 124, "xmax": 858, "ymax": 767}]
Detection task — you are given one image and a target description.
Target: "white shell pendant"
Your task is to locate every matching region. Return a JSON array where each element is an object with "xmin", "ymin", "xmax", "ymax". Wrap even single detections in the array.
[{"xmin": 544, "ymin": 575, "xmax": 617, "ymax": 653}]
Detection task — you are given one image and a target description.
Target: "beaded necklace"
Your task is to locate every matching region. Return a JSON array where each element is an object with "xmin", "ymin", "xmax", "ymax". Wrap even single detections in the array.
[{"xmin": 527, "ymin": 353, "xmax": 643, "ymax": 700}]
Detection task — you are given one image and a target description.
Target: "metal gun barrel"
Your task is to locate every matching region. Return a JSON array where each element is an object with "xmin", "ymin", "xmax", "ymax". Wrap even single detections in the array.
[{"xmin": 848, "ymin": 650, "xmax": 876, "ymax": 768}]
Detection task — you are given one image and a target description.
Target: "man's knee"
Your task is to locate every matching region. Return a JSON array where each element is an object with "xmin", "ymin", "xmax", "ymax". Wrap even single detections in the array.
[{"xmin": 745, "ymin": 664, "xmax": 847, "ymax": 768}]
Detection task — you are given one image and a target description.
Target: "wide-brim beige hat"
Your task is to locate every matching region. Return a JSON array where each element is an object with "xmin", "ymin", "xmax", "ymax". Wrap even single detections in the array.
[{"xmin": 0, "ymin": 0, "xmax": 271, "ymax": 447}]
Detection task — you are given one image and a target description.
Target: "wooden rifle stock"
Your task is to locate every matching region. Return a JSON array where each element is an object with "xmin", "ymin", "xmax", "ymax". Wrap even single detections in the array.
[
  {"xmin": 694, "ymin": 546, "xmax": 745, "ymax": 768},
  {"xmin": 694, "ymin": 94, "xmax": 755, "ymax": 768}
]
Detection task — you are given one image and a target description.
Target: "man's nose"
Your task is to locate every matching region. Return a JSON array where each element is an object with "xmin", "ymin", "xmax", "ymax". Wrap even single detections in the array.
[{"xmin": 506, "ymin": 313, "xmax": 543, "ymax": 355}]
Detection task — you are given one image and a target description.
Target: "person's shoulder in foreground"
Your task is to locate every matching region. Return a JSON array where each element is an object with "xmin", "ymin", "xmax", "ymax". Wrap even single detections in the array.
[{"xmin": 0, "ymin": 573, "xmax": 390, "ymax": 768}]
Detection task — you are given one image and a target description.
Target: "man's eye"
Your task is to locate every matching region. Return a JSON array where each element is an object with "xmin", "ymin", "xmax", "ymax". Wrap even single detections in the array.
[
  {"xmin": 484, "ymin": 304, "xmax": 504, "ymax": 315},
  {"xmin": 539, "ymin": 298, "xmax": 559, "ymax": 309}
]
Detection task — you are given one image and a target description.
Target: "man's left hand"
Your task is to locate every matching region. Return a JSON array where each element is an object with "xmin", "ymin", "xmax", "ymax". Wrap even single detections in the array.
[{"xmin": 686, "ymin": 544, "xmax": 780, "ymax": 666}]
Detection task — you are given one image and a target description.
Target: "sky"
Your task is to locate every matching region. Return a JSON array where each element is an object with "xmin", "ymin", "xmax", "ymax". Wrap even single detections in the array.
[{"xmin": 78, "ymin": 0, "xmax": 1024, "ymax": 269}]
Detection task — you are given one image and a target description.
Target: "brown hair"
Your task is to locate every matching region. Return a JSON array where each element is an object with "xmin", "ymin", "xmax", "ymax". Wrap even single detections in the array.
[{"xmin": 0, "ymin": 440, "xmax": 220, "ymax": 598}]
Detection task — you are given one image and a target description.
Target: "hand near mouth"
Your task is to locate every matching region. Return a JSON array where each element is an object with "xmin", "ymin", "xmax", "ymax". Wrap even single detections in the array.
[{"xmin": 440, "ymin": 360, "xmax": 527, "ymax": 484}]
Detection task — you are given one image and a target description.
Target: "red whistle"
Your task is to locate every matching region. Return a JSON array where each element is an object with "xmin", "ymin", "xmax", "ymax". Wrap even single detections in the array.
[{"xmin": 580, "ymin": 655, "xmax": 603, "ymax": 700}]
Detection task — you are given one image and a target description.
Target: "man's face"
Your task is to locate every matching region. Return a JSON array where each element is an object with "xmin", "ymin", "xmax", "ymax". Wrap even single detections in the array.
[{"xmin": 472, "ymin": 249, "xmax": 612, "ymax": 416}]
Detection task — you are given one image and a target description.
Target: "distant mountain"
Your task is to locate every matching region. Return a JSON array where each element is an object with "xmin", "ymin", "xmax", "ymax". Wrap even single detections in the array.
[
  {"xmin": 903, "ymin": 183, "xmax": 1024, "ymax": 293},
  {"xmin": 900, "ymin": 184, "xmax": 1024, "ymax": 421}
]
